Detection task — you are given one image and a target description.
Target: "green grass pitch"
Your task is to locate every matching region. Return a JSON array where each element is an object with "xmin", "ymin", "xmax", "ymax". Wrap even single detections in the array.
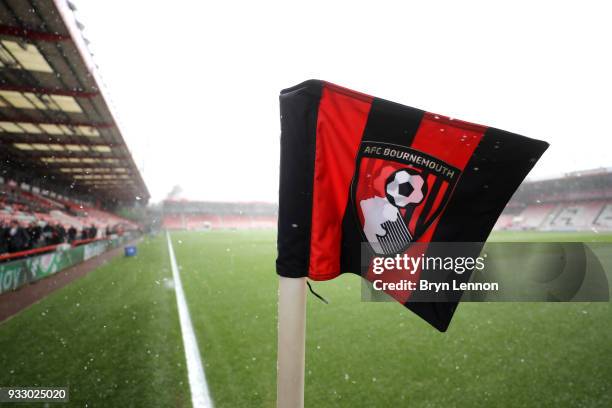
[{"xmin": 1, "ymin": 230, "xmax": 611, "ymax": 407}]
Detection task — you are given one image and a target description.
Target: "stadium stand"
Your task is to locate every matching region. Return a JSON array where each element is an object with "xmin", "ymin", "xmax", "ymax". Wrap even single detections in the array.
[
  {"xmin": 493, "ymin": 214, "xmax": 515, "ymax": 230},
  {"xmin": 163, "ymin": 168, "xmax": 612, "ymax": 233},
  {"xmin": 1, "ymin": 174, "xmax": 140, "ymax": 259},
  {"xmin": 0, "ymin": 0, "xmax": 147, "ymax": 260},
  {"xmin": 162, "ymin": 200, "xmax": 277, "ymax": 230},
  {"xmin": 595, "ymin": 204, "xmax": 612, "ymax": 228},
  {"xmin": 496, "ymin": 168, "xmax": 612, "ymax": 231},
  {"xmin": 511, "ymin": 204, "xmax": 558, "ymax": 230}
]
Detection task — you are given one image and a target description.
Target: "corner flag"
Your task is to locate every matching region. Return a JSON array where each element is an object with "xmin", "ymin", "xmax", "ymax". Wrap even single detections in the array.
[{"xmin": 276, "ymin": 79, "xmax": 548, "ymax": 331}]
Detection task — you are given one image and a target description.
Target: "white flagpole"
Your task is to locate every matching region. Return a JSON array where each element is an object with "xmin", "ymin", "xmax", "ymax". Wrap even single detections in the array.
[{"xmin": 277, "ymin": 276, "xmax": 307, "ymax": 408}]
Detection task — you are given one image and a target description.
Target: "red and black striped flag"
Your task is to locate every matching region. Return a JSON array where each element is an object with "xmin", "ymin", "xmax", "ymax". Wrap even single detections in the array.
[{"xmin": 277, "ymin": 80, "xmax": 548, "ymax": 331}]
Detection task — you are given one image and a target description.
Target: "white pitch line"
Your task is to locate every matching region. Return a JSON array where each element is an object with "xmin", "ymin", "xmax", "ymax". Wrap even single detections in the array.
[{"xmin": 166, "ymin": 232, "xmax": 213, "ymax": 408}]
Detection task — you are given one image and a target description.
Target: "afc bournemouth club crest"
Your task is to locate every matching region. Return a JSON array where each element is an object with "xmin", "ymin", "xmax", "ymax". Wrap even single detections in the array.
[{"xmin": 351, "ymin": 141, "xmax": 460, "ymax": 255}]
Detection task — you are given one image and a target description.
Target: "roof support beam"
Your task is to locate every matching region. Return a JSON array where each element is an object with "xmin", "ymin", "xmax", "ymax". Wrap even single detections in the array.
[
  {"xmin": 0, "ymin": 116, "xmax": 114, "ymax": 128},
  {"xmin": 0, "ymin": 85, "xmax": 99, "ymax": 98},
  {"xmin": 0, "ymin": 135, "xmax": 105, "ymax": 145},
  {"xmin": 0, "ymin": 25, "xmax": 70, "ymax": 42}
]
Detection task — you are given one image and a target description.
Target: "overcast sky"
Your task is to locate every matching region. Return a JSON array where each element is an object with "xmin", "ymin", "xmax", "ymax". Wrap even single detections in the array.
[{"xmin": 73, "ymin": 0, "xmax": 612, "ymax": 203}]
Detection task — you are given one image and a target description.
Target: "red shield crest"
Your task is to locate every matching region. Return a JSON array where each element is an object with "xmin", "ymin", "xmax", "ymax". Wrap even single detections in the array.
[{"xmin": 351, "ymin": 141, "xmax": 460, "ymax": 254}]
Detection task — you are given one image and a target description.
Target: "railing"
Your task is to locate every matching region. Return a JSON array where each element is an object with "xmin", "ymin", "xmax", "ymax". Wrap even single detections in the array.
[
  {"xmin": 0, "ymin": 236, "xmax": 110, "ymax": 263},
  {"xmin": 0, "ymin": 244, "xmax": 59, "ymax": 262},
  {"xmin": 0, "ymin": 232, "xmax": 137, "ymax": 295}
]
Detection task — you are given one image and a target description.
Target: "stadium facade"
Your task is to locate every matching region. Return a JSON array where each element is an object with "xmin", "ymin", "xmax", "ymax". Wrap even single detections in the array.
[
  {"xmin": 160, "ymin": 168, "xmax": 612, "ymax": 233},
  {"xmin": 162, "ymin": 200, "xmax": 277, "ymax": 230},
  {"xmin": 495, "ymin": 168, "xmax": 612, "ymax": 231},
  {"xmin": 1, "ymin": 0, "xmax": 148, "ymax": 207},
  {"xmin": 1, "ymin": 0, "xmax": 147, "ymax": 260}
]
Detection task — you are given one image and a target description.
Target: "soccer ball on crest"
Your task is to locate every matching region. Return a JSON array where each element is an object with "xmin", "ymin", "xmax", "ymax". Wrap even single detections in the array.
[{"xmin": 385, "ymin": 168, "xmax": 427, "ymax": 208}]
